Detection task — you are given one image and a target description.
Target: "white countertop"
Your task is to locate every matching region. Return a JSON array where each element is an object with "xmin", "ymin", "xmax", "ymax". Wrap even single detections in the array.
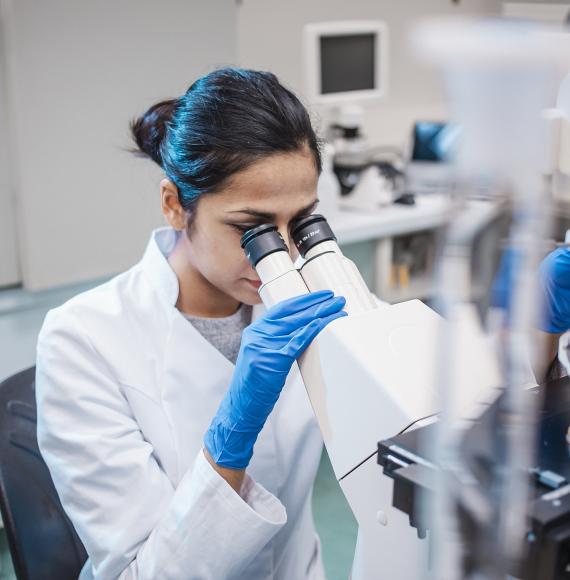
[{"xmin": 327, "ymin": 194, "xmax": 452, "ymax": 245}]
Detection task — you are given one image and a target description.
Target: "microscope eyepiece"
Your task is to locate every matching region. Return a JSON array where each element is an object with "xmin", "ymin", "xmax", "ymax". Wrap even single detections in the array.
[
  {"xmin": 290, "ymin": 214, "xmax": 336, "ymax": 258},
  {"xmin": 240, "ymin": 224, "xmax": 288, "ymax": 268}
]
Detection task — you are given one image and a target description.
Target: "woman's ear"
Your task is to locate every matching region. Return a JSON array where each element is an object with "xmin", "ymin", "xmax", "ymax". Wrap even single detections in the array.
[{"xmin": 160, "ymin": 178, "xmax": 187, "ymax": 230}]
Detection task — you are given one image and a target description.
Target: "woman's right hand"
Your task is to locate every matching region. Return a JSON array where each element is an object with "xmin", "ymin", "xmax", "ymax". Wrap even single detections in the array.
[{"xmin": 204, "ymin": 290, "xmax": 346, "ymax": 471}]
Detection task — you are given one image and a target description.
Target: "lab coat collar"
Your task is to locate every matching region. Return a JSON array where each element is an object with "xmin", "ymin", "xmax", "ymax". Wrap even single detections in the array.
[
  {"xmin": 137, "ymin": 229, "xmax": 268, "ymax": 482},
  {"xmin": 139, "ymin": 226, "xmax": 266, "ymax": 320},
  {"xmin": 139, "ymin": 227, "xmax": 182, "ymax": 306}
]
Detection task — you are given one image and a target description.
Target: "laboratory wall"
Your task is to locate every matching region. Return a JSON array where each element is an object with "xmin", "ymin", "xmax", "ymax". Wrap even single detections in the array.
[
  {"xmin": 3, "ymin": 0, "xmax": 236, "ymax": 291},
  {"xmin": 0, "ymin": 7, "xmax": 19, "ymax": 288},
  {"xmin": 503, "ymin": 1, "xmax": 570, "ymax": 22},
  {"xmin": 0, "ymin": 0, "xmax": 504, "ymax": 291},
  {"xmin": 236, "ymin": 0, "xmax": 502, "ymax": 148}
]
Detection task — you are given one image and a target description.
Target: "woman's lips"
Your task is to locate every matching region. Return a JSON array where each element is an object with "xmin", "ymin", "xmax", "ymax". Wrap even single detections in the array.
[{"xmin": 247, "ymin": 279, "xmax": 262, "ymax": 290}]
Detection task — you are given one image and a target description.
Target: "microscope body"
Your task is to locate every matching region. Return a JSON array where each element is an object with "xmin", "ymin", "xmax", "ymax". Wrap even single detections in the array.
[
  {"xmin": 241, "ymin": 217, "xmax": 501, "ymax": 579},
  {"xmin": 303, "ymin": 300, "xmax": 438, "ymax": 579}
]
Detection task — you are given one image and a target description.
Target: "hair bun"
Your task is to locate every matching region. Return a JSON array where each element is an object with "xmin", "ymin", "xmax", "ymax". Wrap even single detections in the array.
[{"xmin": 130, "ymin": 98, "xmax": 177, "ymax": 167}]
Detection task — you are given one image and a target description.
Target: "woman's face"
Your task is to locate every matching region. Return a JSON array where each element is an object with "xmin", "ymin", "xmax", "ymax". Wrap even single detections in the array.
[{"xmin": 169, "ymin": 148, "xmax": 319, "ymax": 307}]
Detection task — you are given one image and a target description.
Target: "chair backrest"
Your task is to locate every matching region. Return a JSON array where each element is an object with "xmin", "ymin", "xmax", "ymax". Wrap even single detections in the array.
[{"xmin": 0, "ymin": 367, "xmax": 87, "ymax": 580}]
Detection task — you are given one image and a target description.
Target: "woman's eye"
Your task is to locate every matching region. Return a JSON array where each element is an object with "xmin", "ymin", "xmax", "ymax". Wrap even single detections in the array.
[{"xmin": 231, "ymin": 224, "xmax": 256, "ymax": 234}]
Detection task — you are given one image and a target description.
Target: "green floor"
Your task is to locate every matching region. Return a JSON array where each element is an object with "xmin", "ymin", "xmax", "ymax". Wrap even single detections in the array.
[
  {"xmin": 0, "ymin": 450, "xmax": 356, "ymax": 580},
  {"xmin": 312, "ymin": 449, "xmax": 359, "ymax": 580},
  {"xmin": 0, "ymin": 529, "xmax": 15, "ymax": 580}
]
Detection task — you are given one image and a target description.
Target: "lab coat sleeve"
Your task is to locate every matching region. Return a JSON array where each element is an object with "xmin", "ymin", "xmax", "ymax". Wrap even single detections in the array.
[{"xmin": 36, "ymin": 308, "xmax": 287, "ymax": 580}]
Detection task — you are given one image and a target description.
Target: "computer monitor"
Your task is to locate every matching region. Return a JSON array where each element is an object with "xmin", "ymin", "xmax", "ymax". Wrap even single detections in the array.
[
  {"xmin": 410, "ymin": 121, "xmax": 459, "ymax": 163},
  {"xmin": 406, "ymin": 121, "xmax": 461, "ymax": 193},
  {"xmin": 303, "ymin": 21, "xmax": 389, "ymax": 105}
]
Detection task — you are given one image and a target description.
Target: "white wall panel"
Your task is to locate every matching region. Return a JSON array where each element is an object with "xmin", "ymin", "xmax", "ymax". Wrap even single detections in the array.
[
  {"xmin": 503, "ymin": 2, "xmax": 570, "ymax": 22},
  {"xmin": 237, "ymin": 0, "xmax": 502, "ymax": 148},
  {"xmin": 6, "ymin": 0, "xmax": 236, "ymax": 290},
  {"xmin": 0, "ymin": 1, "xmax": 20, "ymax": 288}
]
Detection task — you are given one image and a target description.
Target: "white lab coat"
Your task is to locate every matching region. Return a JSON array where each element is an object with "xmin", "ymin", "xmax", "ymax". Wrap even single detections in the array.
[{"xmin": 35, "ymin": 227, "xmax": 327, "ymax": 580}]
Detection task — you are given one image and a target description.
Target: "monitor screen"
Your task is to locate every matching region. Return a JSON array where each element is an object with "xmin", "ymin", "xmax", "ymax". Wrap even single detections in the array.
[
  {"xmin": 411, "ymin": 122, "xmax": 460, "ymax": 163},
  {"xmin": 320, "ymin": 33, "xmax": 375, "ymax": 95}
]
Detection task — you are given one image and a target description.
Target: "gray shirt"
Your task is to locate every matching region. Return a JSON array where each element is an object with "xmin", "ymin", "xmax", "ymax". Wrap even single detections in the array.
[{"xmin": 183, "ymin": 304, "xmax": 253, "ymax": 364}]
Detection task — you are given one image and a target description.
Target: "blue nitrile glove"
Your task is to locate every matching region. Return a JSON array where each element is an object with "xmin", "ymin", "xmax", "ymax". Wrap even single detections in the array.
[
  {"xmin": 490, "ymin": 246, "xmax": 519, "ymax": 311},
  {"xmin": 538, "ymin": 247, "xmax": 570, "ymax": 333},
  {"xmin": 489, "ymin": 246, "xmax": 542, "ymax": 317},
  {"xmin": 204, "ymin": 290, "xmax": 346, "ymax": 469}
]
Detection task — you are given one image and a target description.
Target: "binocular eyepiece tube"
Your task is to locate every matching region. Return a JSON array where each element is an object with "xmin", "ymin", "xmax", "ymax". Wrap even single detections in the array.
[
  {"xmin": 241, "ymin": 215, "xmax": 378, "ymax": 314},
  {"xmin": 291, "ymin": 215, "xmax": 377, "ymax": 314},
  {"xmin": 240, "ymin": 224, "xmax": 308, "ymax": 307}
]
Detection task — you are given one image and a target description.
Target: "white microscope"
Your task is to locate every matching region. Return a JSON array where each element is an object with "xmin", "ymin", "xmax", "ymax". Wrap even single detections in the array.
[{"xmin": 241, "ymin": 215, "xmax": 501, "ymax": 579}]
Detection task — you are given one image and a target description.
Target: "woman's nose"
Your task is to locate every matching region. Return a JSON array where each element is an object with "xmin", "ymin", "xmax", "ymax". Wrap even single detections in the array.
[{"xmin": 276, "ymin": 225, "xmax": 297, "ymax": 259}]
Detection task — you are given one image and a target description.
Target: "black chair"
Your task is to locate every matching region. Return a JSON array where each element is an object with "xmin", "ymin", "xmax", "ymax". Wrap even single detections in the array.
[{"xmin": 0, "ymin": 366, "xmax": 87, "ymax": 579}]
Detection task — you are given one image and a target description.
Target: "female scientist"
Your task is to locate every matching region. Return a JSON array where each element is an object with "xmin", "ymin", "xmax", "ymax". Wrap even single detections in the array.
[{"xmin": 35, "ymin": 68, "xmax": 347, "ymax": 580}]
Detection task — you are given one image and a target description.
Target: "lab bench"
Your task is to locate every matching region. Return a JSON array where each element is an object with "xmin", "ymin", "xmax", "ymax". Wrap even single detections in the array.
[
  {"xmin": 328, "ymin": 194, "xmax": 450, "ymax": 304},
  {"xmin": 328, "ymin": 195, "xmax": 503, "ymax": 304}
]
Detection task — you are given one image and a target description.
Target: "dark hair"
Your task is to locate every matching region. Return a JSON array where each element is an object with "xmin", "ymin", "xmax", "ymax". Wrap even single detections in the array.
[{"xmin": 131, "ymin": 68, "xmax": 321, "ymax": 217}]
